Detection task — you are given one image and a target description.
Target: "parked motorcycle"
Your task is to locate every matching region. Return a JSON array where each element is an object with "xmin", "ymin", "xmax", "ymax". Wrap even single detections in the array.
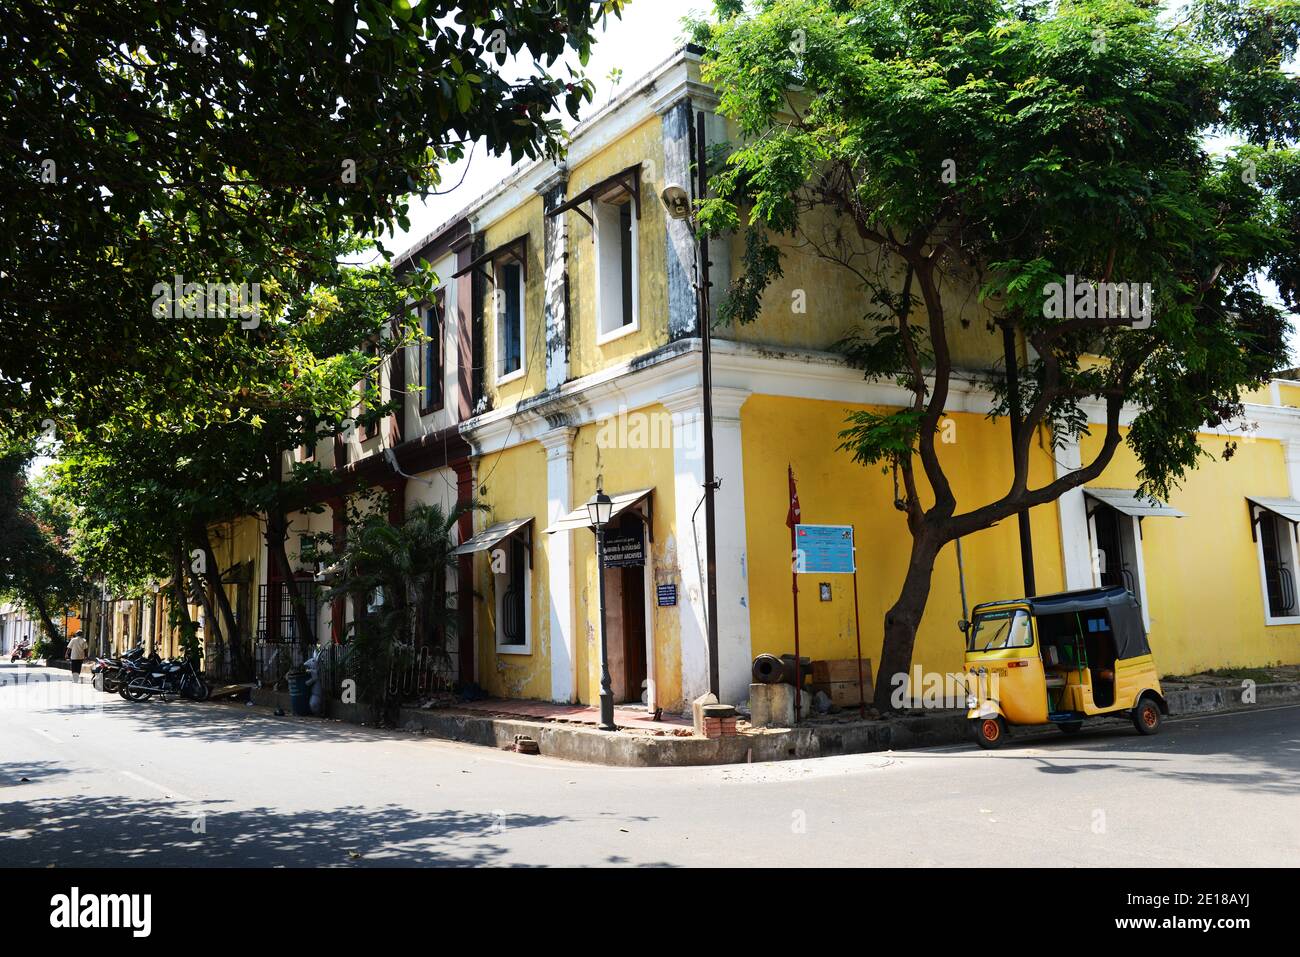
[
  {"xmin": 9, "ymin": 640, "xmax": 31, "ymax": 663},
  {"xmin": 119, "ymin": 656, "xmax": 209, "ymax": 703}
]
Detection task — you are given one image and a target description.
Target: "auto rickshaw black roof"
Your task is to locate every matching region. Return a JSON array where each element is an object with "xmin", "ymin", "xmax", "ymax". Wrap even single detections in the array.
[{"xmin": 972, "ymin": 585, "xmax": 1151, "ymax": 660}]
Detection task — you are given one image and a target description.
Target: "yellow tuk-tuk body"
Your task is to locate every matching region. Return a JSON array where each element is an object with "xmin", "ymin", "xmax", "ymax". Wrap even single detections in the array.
[{"xmin": 963, "ymin": 586, "xmax": 1166, "ymax": 748}]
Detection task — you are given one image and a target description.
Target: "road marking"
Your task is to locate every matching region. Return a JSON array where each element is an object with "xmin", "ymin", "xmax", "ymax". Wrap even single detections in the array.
[
  {"xmin": 29, "ymin": 727, "xmax": 62, "ymax": 744},
  {"xmin": 119, "ymin": 770, "xmax": 199, "ymax": 804}
]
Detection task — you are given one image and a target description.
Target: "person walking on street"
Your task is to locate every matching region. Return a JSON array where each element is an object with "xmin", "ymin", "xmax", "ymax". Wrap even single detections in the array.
[{"xmin": 66, "ymin": 631, "xmax": 88, "ymax": 676}]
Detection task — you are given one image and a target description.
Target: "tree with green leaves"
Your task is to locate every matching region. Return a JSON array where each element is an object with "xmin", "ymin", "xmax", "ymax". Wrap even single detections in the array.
[
  {"xmin": 692, "ymin": 0, "xmax": 1299, "ymax": 709},
  {"xmin": 0, "ymin": 452, "xmax": 87, "ymax": 646},
  {"xmin": 48, "ymin": 235, "xmax": 416, "ymax": 675},
  {"xmin": 1, "ymin": 0, "xmax": 624, "ymax": 448},
  {"xmin": 321, "ymin": 501, "xmax": 476, "ymax": 723}
]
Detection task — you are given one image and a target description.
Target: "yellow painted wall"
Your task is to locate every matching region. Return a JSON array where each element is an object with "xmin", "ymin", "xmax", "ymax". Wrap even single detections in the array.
[
  {"xmin": 473, "ymin": 440, "xmax": 553, "ymax": 700},
  {"xmin": 741, "ymin": 395, "xmax": 1065, "ymax": 682},
  {"xmin": 566, "ymin": 118, "xmax": 671, "ymax": 380},
  {"xmin": 719, "ymin": 221, "xmax": 1005, "ymax": 372},
  {"xmin": 1278, "ymin": 383, "xmax": 1300, "ymax": 408},
  {"xmin": 1080, "ymin": 428, "xmax": 1300, "ymax": 674},
  {"xmin": 570, "ymin": 404, "xmax": 682, "ymax": 711}
]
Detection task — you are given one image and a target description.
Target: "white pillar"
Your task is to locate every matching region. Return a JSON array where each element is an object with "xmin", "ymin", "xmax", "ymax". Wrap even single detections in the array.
[
  {"xmin": 664, "ymin": 391, "xmax": 710, "ymax": 705},
  {"xmin": 710, "ymin": 387, "xmax": 753, "ymax": 705},
  {"xmin": 541, "ymin": 426, "xmax": 577, "ymax": 702},
  {"xmin": 664, "ymin": 387, "xmax": 753, "ymax": 706},
  {"xmin": 1054, "ymin": 434, "xmax": 1095, "ymax": 590},
  {"xmin": 1284, "ymin": 438, "xmax": 1300, "ymax": 497}
]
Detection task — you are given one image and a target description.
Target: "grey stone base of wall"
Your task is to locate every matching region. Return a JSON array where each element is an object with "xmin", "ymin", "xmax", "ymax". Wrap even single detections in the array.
[{"xmin": 1164, "ymin": 682, "xmax": 1300, "ymax": 713}]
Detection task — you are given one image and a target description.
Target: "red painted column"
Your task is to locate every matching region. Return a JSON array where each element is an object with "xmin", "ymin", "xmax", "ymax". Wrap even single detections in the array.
[{"xmin": 454, "ymin": 460, "xmax": 475, "ymax": 686}]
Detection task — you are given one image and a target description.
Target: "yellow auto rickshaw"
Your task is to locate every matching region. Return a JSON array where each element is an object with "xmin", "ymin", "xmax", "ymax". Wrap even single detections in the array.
[{"xmin": 962, "ymin": 586, "xmax": 1166, "ymax": 749}]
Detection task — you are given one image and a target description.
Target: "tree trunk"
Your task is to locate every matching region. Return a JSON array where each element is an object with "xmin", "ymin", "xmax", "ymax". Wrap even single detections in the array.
[
  {"xmin": 266, "ymin": 508, "xmax": 316, "ymax": 645},
  {"xmin": 29, "ymin": 591, "xmax": 61, "ymax": 644},
  {"xmin": 874, "ymin": 530, "xmax": 944, "ymax": 712},
  {"xmin": 171, "ymin": 542, "xmax": 196, "ymax": 656},
  {"xmin": 195, "ymin": 524, "xmax": 246, "ymax": 675}
]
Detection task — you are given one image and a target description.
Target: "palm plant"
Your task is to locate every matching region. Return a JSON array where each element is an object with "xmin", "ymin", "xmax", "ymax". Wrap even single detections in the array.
[{"xmin": 322, "ymin": 500, "xmax": 476, "ymax": 723}]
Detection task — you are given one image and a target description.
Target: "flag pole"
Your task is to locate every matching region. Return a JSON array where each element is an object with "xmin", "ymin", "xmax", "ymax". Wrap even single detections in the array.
[
  {"xmin": 852, "ymin": 529, "xmax": 865, "ymax": 718},
  {"xmin": 787, "ymin": 464, "xmax": 801, "ymax": 721}
]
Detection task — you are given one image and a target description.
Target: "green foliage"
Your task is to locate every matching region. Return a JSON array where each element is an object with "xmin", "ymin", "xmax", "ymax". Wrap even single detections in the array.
[
  {"xmin": 1, "ymin": 0, "xmax": 623, "ymax": 449},
  {"xmin": 30, "ymin": 633, "xmax": 66, "ymax": 662},
  {"xmin": 321, "ymin": 501, "xmax": 477, "ymax": 722},
  {"xmin": 696, "ymin": 0, "xmax": 1297, "ymax": 504},
  {"xmin": 0, "ymin": 451, "xmax": 87, "ymax": 637}
]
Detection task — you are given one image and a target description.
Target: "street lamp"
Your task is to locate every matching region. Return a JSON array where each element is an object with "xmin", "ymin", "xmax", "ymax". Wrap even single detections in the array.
[
  {"xmin": 587, "ymin": 484, "xmax": 617, "ymax": 731},
  {"xmin": 659, "ymin": 106, "xmax": 722, "ymax": 701}
]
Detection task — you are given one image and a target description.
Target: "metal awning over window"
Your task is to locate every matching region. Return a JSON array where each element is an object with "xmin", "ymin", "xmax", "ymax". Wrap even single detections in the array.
[
  {"xmin": 450, "ymin": 234, "xmax": 528, "ymax": 281},
  {"xmin": 545, "ymin": 163, "xmax": 641, "ymax": 227},
  {"xmin": 1247, "ymin": 496, "xmax": 1300, "ymax": 541},
  {"xmin": 544, "ymin": 488, "xmax": 654, "ymax": 537},
  {"xmin": 1084, "ymin": 488, "xmax": 1185, "ymax": 519},
  {"xmin": 452, "ymin": 517, "xmax": 533, "ymax": 564}
]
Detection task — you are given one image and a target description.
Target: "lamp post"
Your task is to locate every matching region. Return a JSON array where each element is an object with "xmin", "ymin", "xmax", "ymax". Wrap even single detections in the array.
[
  {"xmin": 656, "ymin": 106, "xmax": 721, "ymax": 700},
  {"xmin": 587, "ymin": 485, "xmax": 617, "ymax": 731}
]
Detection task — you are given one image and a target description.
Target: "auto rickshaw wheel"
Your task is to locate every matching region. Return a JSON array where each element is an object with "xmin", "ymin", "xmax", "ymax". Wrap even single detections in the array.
[
  {"xmin": 1057, "ymin": 721, "xmax": 1083, "ymax": 734},
  {"xmin": 1132, "ymin": 698, "xmax": 1162, "ymax": 735},
  {"xmin": 971, "ymin": 716, "xmax": 1006, "ymax": 749}
]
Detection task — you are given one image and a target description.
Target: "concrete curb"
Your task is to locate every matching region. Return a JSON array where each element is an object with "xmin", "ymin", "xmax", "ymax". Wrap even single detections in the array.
[{"xmin": 40, "ymin": 662, "xmax": 1300, "ymax": 767}]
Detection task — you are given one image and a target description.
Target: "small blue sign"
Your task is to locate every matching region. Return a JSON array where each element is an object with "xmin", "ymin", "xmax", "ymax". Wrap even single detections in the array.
[
  {"xmin": 656, "ymin": 584, "xmax": 678, "ymax": 607},
  {"xmin": 794, "ymin": 524, "xmax": 856, "ymax": 574}
]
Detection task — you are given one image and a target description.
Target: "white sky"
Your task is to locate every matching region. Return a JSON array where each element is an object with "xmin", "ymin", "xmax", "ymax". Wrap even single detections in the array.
[{"xmin": 384, "ymin": 0, "xmax": 709, "ymax": 255}]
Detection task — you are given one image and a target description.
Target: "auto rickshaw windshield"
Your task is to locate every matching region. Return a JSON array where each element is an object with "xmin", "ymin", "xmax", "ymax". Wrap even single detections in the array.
[{"xmin": 967, "ymin": 608, "xmax": 1033, "ymax": 653}]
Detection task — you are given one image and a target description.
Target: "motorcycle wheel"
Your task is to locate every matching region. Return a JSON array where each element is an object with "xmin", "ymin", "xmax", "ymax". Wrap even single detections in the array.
[
  {"xmin": 122, "ymin": 681, "xmax": 150, "ymax": 702},
  {"xmin": 189, "ymin": 679, "xmax": 210, "ymax": 702}
]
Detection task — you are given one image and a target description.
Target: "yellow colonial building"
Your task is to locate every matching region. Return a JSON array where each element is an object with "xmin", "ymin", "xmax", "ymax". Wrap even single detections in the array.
[{"xmin": 202, "ymin": 46, "xmax": 1300, "ymax": 713}]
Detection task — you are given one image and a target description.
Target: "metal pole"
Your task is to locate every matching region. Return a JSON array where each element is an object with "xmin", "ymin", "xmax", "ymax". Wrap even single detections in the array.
[
  {"xmin": 852, "ymin": 557, "xmax": 865, "ymax": 718},
  {"xmin": 696, "ymin": 108, "xmax": 721, "ymax": 700},
  {"xmin": 790, "ymin": 521, "xmax": 801, "ymax": 721},
  {"xmin": 595, "ymin": 524, "xmax": 616, "ymax": 731},
  {"xmin": 1002, "ymin": 323, "xmax": 1036, "ymax": 597}
]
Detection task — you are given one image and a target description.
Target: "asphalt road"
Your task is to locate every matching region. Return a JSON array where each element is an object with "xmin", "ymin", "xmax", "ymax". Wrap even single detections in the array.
[{"xmin": 1, "ymin": 661, "xmax": 1296, "ymax": 867}]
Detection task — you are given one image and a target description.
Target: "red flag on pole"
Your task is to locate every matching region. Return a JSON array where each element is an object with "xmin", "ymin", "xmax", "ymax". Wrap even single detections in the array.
[{"xmin": 786, "ymin": 464, "xmax": 801, "ymax": 529}]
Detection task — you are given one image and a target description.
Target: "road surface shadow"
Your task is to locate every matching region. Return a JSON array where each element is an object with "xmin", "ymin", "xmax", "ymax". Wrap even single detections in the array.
[
  {"xmin": 935, "ymin": 707, "xmax": 1300, "ymax": 796},
  {"xmin": 0, "ymin": 794, "xmax": 572, "ymax": 867},
  {"xmin": 0, "ymin": 760, "xmax": 72, "ymax": 789}
]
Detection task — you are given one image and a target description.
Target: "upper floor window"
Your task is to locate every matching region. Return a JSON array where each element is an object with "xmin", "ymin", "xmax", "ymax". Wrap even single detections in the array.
[
  {"xmin": 421, "ymin": 293, "xmax": 445, "ymax": 414},
  {"xmin": 496, "ymin": 260, "xmax": 524, "ymax": 382},
  {"xmin": 594, "ymin": 192, "xmax": 638, "ymax": 341},
  {"xmin": 359, "ymin": 340, "xmax": 379, "ymax": 440}
]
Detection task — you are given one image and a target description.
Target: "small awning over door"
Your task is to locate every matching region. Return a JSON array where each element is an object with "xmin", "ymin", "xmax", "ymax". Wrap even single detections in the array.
[
  {"xmin": 451, "ymin": 517, "xmax": 533, "ymax": 559},
  {"xmin": 1083, "ymin": 487, "xmax": 1184, "ymax": 518},
  {"xmin": 1246, "ymin": 496, "xmax": 1300, "ymax": 525},
  {"xmin": 544, "ymin": 488, "xmax": 654, "ymax": 535}
]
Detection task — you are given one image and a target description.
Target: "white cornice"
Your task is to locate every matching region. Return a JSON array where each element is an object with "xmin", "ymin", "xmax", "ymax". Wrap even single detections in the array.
[{"xmin": 458, "ymin": 338, "xmax": 1300, "ymax": 456}]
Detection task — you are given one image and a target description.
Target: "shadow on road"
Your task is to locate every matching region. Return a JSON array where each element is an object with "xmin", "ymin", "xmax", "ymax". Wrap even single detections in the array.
[
  {"xmin": 0, "ymin": 794, "xmax": 573, "ymax": 867},
  {"xmin": 923, "ymin": 706, "xmax": 1300, "ymax": 796},
  {"xmin": 0, "ymin": 760, "xmax": 72, "ymax": 788}
]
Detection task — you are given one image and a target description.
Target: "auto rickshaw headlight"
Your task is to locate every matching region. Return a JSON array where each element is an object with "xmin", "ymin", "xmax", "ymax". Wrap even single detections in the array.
[{"xmin": 967, "ymin": 695, "xmax": 978, "ymax": 709}]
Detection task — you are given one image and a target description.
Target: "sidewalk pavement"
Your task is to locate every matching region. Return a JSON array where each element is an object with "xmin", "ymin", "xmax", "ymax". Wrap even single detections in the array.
[{"xmin": 29, "ymin": 659, "xmax": 1300, "ymax": 767}]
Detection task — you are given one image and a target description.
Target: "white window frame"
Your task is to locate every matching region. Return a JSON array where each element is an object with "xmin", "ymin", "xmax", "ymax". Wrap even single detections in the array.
[
  {"xmin": 1087, "ymin": 507, "xmax": 1152, "ymax": 633},
  {"xmin": 593, "ymin": 191, "xmax": 639, "ymax": 344},
  {"xmin": 493, "ymin": 536, "xmax": 531, "ymax": 655},
  {"xmin": 1253, "ymin": 508, "xmax": 1300, "ymax": 625},
  {"xmin": 495, "ymin": 260, "xmax": 526, "ymax": 386}
]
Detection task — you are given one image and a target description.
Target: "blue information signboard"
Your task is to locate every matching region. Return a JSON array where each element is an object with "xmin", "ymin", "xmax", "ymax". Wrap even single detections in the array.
[{"xmin": 794, "ymin": 524, "xmax": 856, "ymax": 574}]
